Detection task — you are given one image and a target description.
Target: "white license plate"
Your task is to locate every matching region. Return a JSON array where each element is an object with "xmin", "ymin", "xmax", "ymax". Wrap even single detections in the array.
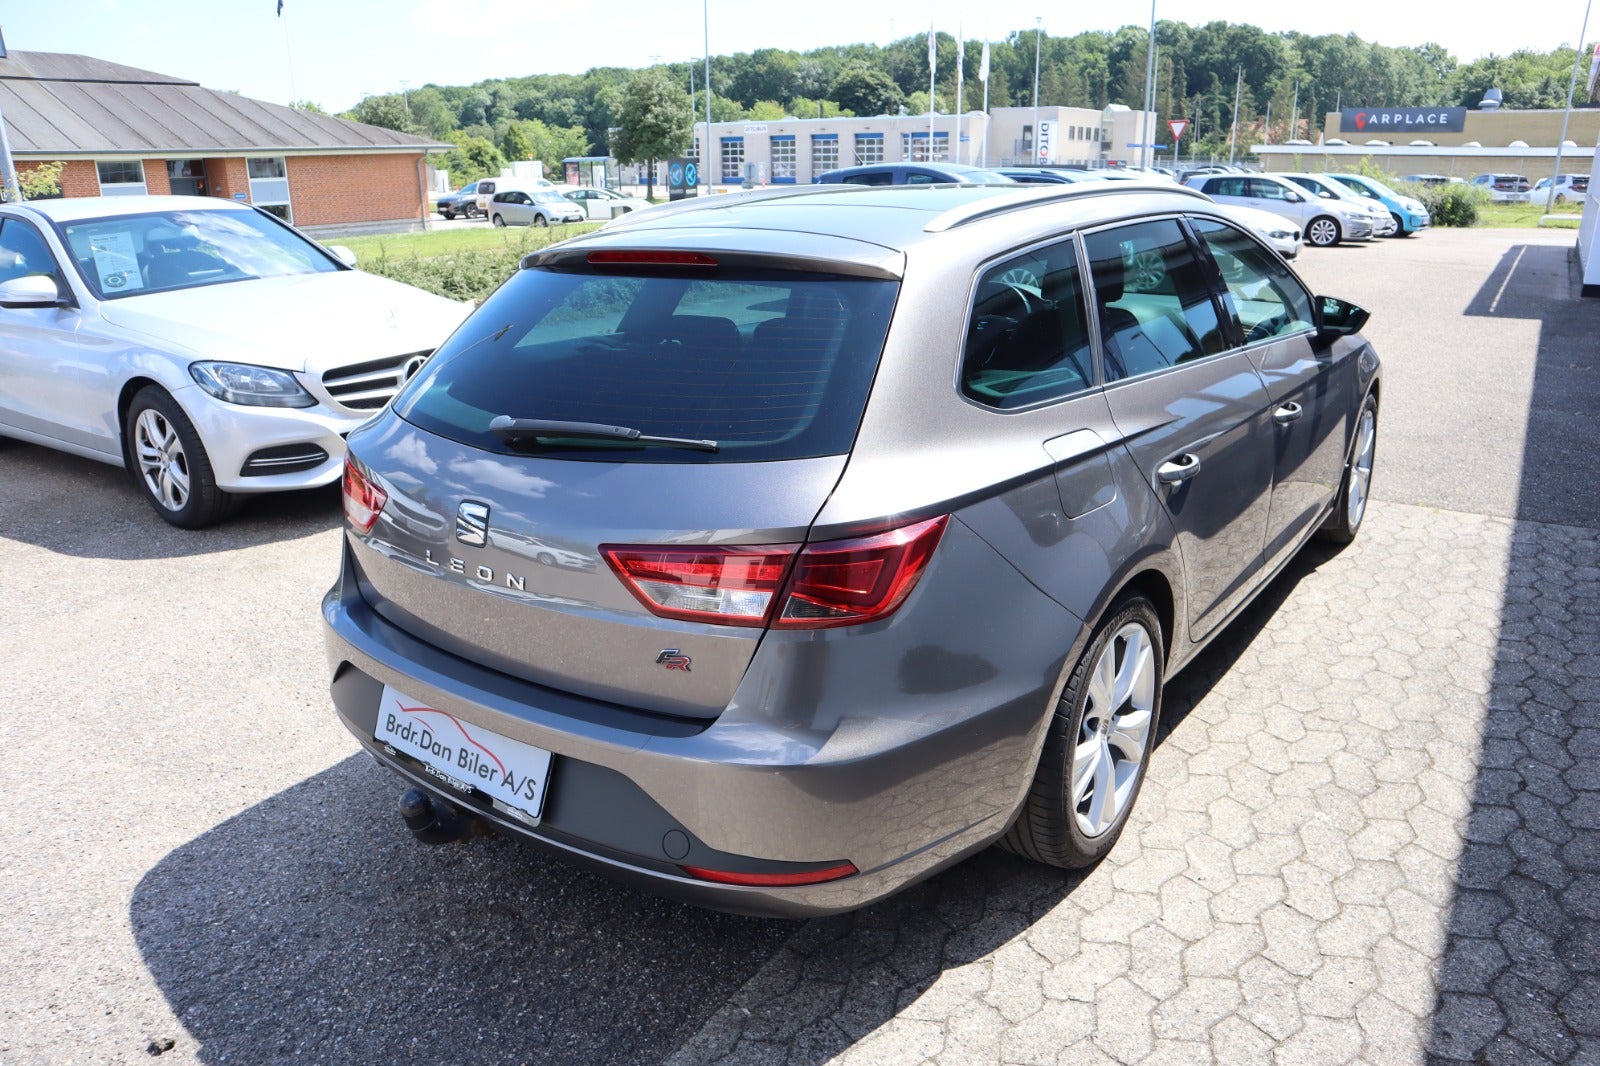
[{"xmin": 376, "ymin": 686, "xmax": 553, "ymax": 824}]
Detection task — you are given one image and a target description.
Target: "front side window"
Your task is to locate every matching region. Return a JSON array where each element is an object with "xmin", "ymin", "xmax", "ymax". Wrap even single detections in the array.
[
  {"xmin": 1084, "ymin": 219, "xmax": 1228, "ymax": 383},
  {"xmin": 97, "ymin": 160, "xmax": 147, "ymax": 196},
  {"xmin": 961, "ymin": 240, "xmax": 1094, "ymax": 410},
  {"xmin": 58, "ymin": 208, "xmax": 339, "ymax": 299},
  {"xmin": 0, "ymin": 218, "xmax": 63, "ymax": 288},
  {"xmin": 395, "ymin": 268, "xmax": 901, "ymax": 464},
  {"xmin": 1248, "ymin": 179, "xmax": 1292, "ymax": 201},
  {"xmin": 1206, "ymin": 177, "xmax": 1248, "ymax": 198},
  {"xmin": 1191, "ymin": 218, "xmax": 1315, "ymax": 344}
]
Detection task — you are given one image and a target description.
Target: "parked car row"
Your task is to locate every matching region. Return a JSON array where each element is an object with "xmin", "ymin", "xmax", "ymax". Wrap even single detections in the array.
[{"xmin": 434, "ymin": 181, "xmax": 652, "ymax": 225}]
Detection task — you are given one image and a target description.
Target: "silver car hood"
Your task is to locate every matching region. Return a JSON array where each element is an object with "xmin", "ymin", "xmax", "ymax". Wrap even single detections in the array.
[{"xmin": 97, "ymin": 270, "xmax": 470, "ymax": 374}]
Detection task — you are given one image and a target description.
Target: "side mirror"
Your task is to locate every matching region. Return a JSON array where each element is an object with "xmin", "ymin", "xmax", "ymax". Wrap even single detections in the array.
[
  {"xmin": 1317, "ymin": 295, "xmax": 1370, "ymax": 338},
  {"xmin": 326, "ymin": 245, "xmax": 358, "ymax": 268},
  {"xmin": 1285, "ymin": 191, "xmax": 1304, "ymax": 203},
  {"xmin": 0, "ymin": 274, "xmax": 66, "ymax": 308}
]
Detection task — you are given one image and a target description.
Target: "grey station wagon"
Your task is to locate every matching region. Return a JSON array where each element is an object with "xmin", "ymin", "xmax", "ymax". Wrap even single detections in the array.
[{"xmin": 323, "ymin": 181, "xmax": 1380, "ymax": 917}]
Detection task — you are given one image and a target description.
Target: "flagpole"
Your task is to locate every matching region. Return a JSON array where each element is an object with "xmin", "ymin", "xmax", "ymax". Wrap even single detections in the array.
[
  {"xmin": 1545, "ymin": 0, "xmax": 1594, "ymax": 215},
  {"xmin": 955, "ymin": 22, "xmax": 964, "ymax": 163},
  {"xmin": 928, "ymin": 25, "xmax": 936, "ymax": 161},
  {"xmin": 980, "ymin": 33, "xmax": 990, "ymax": 167},
  {"xmin": 279, "ymin": 2, "xmax": 300, "ymax": 109}
]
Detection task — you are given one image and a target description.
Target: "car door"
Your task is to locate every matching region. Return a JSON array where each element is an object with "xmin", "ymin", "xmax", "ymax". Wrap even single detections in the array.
[
  {"xmin": 1084, "ymin": 217, "xmax": 1275, "ymax": 641},
  {"xmin": 0, "ymin": 216, "xmax": 119, "ymax": 456},
  {"xmin": 1190, "ymin": 216, "xmax": 1350, "ymax": 568},
  {"xmin": 1244, "ymin": 178, "xmax": 1306, "ymax": 228}
]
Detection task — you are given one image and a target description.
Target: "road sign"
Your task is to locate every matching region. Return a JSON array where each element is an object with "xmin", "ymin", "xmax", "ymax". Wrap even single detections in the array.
[
  {"xmin": 667, "ymin": 156, "xmax": 697, "ymax": 201},
  {"xmin": 1168, "ymin": 119, "xmax": 1189, "ymax": 142}
]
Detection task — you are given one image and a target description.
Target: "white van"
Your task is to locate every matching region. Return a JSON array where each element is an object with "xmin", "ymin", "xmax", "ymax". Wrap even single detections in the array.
[{"xmin": 475, "ymin": 176, "xmax": 553, "ymax": 215}]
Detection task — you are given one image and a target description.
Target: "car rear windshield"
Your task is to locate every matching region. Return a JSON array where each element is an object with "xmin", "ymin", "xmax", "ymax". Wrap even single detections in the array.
[{"xmin": 393, "ymin": 264, "xmax": 900, "ymax": 463}]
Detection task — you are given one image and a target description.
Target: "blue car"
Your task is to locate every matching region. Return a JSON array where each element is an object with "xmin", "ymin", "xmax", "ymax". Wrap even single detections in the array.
[
  {"xmin": 1324, "ymin": 173, "xmax": 1430, "ymax": 236},
  {"xmin": 815, "ymin": 163, "xmax": 1014, "ymax": 186}
]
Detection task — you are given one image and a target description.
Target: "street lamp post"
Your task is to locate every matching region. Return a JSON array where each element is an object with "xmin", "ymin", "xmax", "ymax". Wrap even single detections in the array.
[
  {"xmin": 1032, "ymin": 17, "xmax": 1042, "ymax": 164},
  {"xmin": 1142, "ymin": 0, "xmax": 1157, "ymax": 169},
  {"xmin": 1545, "ymin": 0, "xmax": 1594, "ymax": 215}
]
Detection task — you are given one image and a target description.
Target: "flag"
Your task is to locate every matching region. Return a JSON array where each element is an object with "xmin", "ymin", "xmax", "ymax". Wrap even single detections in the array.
[
  {"xmin": 979, "ymin": 40, "xmax": 989, "ymax": 83},
  {"xmin": 1588, "ymin": 41, "xmax": 1599, "ymax": 97},
  {"xmin": 277, "ymin": 0, "xmax": 284, "ymax": 14},
  {"xmin": 929, "ymin": 27, "xmax": 937, "ymax": 76}
]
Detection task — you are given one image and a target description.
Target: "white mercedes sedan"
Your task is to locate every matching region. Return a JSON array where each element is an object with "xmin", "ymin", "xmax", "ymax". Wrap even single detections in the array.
[{"xmin": 0, "ymin": 196, "xmax": 469, "ymax": 527}]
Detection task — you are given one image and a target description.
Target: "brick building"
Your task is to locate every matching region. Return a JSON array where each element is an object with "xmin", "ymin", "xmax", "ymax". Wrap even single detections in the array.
[{"xmin": 0, "ymin": 51, "xmax": 449, "ymax": 235}]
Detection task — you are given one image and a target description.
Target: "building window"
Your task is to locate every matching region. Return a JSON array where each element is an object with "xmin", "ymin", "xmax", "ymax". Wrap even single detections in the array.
[
  {"xmin": 854, "ymin": 133, "xmax": 884, "ymax": 165},
  {"xmin": 900, "ymin": 132, "xmax": 950, "ymax": 163},
  {"xmin": 166, "ymin": 159, "xmax": 207, "ymax": 197},
  {"xmin": 720, "ymin": 137, "xmax": 744, "ymax": 183},
  {"xmin": 96, "ymin": 160, "xmax": 147, "ymax": 196},
  {"xmin": 811, "ymin": 134, "xmax": 838, "ymax": 176},
  {"xmin": 771, "ymin": 136, "xmax": 797, "ymax": 183},
  {"xmin": 247, "ymin": 157, "xmax": 292, "ymax": 221}
]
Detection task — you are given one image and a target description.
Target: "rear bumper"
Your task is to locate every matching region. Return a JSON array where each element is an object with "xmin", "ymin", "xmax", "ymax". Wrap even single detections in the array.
[{"xmin": 322, "ymin": 520, "xmax": 1079, "ymax": 916}]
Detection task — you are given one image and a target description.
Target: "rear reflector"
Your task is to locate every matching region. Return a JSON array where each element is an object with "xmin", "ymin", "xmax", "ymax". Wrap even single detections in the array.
[
  {"xmin": 601, "ymin": 514, "xmax": 948, "ymax": 630},
  {"xmin": 680, "ymin": 861, "xmax": 858, "ymax": 887},
  {"xmin": 341, "ymin": 457, "xmax": 387, "ymax": 533},
  {"xmin": 587, "ymin": 250, "xmax": 718, "ymax": 267}
]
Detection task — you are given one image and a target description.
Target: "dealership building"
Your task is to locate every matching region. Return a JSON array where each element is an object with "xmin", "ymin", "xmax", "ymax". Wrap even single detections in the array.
[
  {"xmin": 0, "ymin": 50, "xmax": 449, "ymax": 235},
  {"xmin": 689, "ymin": 104, "xmax": 1160, "ymax": 185},
  {"xmin": 1255, "ymin": 105, "xmax": 1600, "ymax": 184}
]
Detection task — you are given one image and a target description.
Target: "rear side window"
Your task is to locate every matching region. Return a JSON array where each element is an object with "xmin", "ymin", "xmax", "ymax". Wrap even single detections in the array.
[
  {"xmin": 1084, "ymin": 219, "xmax": 1228, "ymax": 383},
  {"xmin": 1206, "ymin": 177, "xmax": 1247, "ymax": 197},
  {"xmin": 961, "ymin": 242, "xmax": 1094, "ymax": 409},
  {"xmin": 395, "ymin": 267, "xmax": 899, "ymax": 463}
]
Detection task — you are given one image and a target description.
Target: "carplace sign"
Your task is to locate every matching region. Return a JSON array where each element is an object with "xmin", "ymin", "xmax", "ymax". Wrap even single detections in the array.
[{"xmin": 1341, "ymin": 107, "xmax": 1467, "ymax": 134}]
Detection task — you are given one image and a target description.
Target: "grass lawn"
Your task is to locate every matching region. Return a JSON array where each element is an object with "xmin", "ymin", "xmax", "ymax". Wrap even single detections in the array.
[
  {"xmin": 1477, "ymin": 202, "xmax": 1585, "ymax": 229},
  {"xmin": 332, "ymin": 222, "xmax": 603, "ymax": 264}
]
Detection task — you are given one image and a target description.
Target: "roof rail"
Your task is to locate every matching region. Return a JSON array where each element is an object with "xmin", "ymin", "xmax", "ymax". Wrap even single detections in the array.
[
  {"xmin": 924, "ymin": 180, "xmax": 1210, "ymax": 233},
  {"xmin": 599, "ymin": 182, "xmax": 865, "ymax": 230}
]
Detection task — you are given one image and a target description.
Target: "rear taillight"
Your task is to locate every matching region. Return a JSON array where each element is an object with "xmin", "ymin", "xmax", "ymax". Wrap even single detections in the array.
[
  {"xmin": 601, "ymin": 515, "xmax": 948, "ymax": 630},
  {"xmin": 342, "ymin": 457, "xmax": 387, "ymax": 533}
]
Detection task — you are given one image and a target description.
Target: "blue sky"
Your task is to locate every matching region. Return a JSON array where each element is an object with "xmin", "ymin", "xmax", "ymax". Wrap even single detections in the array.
[{"xmin": 6, "ymin": 1, "xmax": 1593, "ymax": 112}]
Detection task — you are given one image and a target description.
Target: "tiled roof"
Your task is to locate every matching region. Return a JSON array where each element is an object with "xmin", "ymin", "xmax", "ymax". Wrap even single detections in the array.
[{"xmin": 0, "ymin": 51, "xmax": 448, "ymax": 155}]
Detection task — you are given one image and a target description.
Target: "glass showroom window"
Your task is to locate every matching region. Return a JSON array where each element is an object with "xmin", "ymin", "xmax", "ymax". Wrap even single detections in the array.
[
  {"xmin": 900, "ymin": 133, "xmax": 950, "ymax": 163},
  {"xmin": 771, "ymin": 136, "xmax": 797, "ymax": 183},
  {"xmin": 811, "ymin": 135, "xmax": 838, "ymax": 176},
  {"xmin": 854, "ymin": 134, "xmax": 884, "ymax": 165},
  {"xmin": 247, "ymin": 157, "xmax": 293, "ymax": 222},
  {"xmin": 720, "ymin": 137, "xmax": 744, "ymax": 183},
  {"xmin": 97, "ymin": 160, "xmax": 147, "ymax": 196}
]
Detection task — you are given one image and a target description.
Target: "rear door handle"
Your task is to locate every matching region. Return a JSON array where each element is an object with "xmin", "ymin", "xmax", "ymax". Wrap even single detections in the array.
[
  {"xmin": 1273, "ymin": 402, "xmax": 1304, "ymax": 425},
  {"xmin": 1156, "ymin": 453, "xmax": 1202, "ymax": 484}
]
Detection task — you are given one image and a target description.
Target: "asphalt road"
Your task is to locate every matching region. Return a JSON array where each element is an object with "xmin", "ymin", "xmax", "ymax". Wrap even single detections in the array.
[{"xmin": 0, "ymin": 225, "xmax": 1592, "ymax": 1065}]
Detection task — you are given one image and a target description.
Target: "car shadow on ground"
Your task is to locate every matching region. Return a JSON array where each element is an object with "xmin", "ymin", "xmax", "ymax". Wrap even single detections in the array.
[
  {"xmin": 0, "ymin": 440, "xmax": 341, "ymax": 560},
  {"xmin": 1423, "ymin": 243, "xmax": 1599, "ymax": 1062},
  {"xmin": 128, "ymin": 539, "xmax": 1339, "ymax": 1064}
]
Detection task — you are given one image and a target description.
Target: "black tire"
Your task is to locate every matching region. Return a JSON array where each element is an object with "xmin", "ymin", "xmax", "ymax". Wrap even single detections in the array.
[
  {"xmin": 442, "ymin": 209, "xmax": 456, "ymax": 220},
  {"xmin": 124, "ymin": 386, "xmax": 238, "ymax": 529},
  {"xmin": 1306, "ymin": 215, "xmax": 1342, "ymax": 247},
  {"xmin": 1001, "ymin": 595, "xmax": 1165, "ymax": 868},
  {"xmin": 491, "ymin": 214, "xmax": 506, "ymax": 228},
  {"xmin": 1319, "ymin": 395, "xmax": 1378, "ymax": 545},
  {"xmin": 1389, "ymin": 212, "xmax": 1406, "ymax": 236}
]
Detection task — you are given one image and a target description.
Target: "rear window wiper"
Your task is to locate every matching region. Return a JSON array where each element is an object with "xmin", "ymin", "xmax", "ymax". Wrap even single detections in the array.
[{"xmin": 489, "ymin": 416, "xmax": 719, "ymax": 453}]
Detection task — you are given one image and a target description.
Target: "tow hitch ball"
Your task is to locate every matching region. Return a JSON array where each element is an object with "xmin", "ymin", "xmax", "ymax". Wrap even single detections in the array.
[{"xmin": 399, "ymin": 787, "xmax": 490, "ymax": 845}]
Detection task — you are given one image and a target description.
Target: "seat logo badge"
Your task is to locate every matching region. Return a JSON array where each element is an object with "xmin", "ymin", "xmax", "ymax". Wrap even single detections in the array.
[
  {"xmin": 656, "ymin": 649, "xmax": 692, "ymax": 672},
  {"xmin": 455, "ymin": 501, "xmax": 490, "ymax": 546}
]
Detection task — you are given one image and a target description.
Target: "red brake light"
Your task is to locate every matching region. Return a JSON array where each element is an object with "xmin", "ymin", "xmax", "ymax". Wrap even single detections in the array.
[
  {"xmin": 776, "ymin": 515, "xmax": 949, "ymax": 629},
  {"xmin": 586, "ymin": 250, "xmax": 718, "ymax": 267},
  {"xmin": 601, "ymin": 544, "xmax": 798, "ymax": 627},
  {"xmin": 342, "ymin": 457, "xmax": 387, "ymax": 533},
  {"xmin": 602, "ymin": 514, "xmax": 948, "ymax": 630},
  {"xmin": 680, "ymin": 861, "xmax": 858, "ymax": 887}
]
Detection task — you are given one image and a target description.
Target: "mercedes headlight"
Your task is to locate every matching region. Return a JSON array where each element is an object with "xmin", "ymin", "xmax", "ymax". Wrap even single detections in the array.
[{"xmin": 189, "ymin": 362, "xmax": 315, "ymax": 408}]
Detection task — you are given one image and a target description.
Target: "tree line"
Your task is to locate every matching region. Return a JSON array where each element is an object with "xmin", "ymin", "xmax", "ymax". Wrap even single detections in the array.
[{"xmin": 337, "ymin": 21, "xmax": 1598, "ymax": 183}]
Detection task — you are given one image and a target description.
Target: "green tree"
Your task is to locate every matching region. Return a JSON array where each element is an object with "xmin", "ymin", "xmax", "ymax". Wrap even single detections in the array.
[
  {"xmin": 747, "ymin": 99, "xmax": 788, "ymax": 120},
  {"xmin": 610, "ymin": 69, "xmax": 692, "ymax": 199},
  {"xmin": 346, "ymin": 93, "xmax": 412, "ymax": 132},
  {"xmin": 501, "ymin": 122, "xmax": 534, "ymax": 162},
  {"xmin": 830, "ymin": 65, "xmax": 904, "ymax": 116},
  {"xmin": 442, "ymin": 134, "xmax": 505, "ymax": 184},
  {"xmin": 291, "ymin": 100, "xmax": 327, "ymax": 114},
  {"xmin": 13, "ymin": 160, "xmax": 65, "ymax": 200}
]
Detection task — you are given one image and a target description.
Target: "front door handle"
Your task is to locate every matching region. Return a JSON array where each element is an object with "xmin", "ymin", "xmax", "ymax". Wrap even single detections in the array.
[
  {"xmin": 1273, "ymin": 402, "xmax": 1304, "ymax": 425},
  {"xmin": 1156, "ymin": 453, "xmax": 1202, "ymax": 484}
]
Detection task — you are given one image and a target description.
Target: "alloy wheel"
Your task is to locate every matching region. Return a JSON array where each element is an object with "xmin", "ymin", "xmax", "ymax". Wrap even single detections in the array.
[
  {"xmin": 1070, "ymin": 622, "xmax": 1156, "ymax": 838},
  {"xmin": 1308, "ymin": 218, "xmax": 1339, "ymax": 246},
  {"xmin": 1348, "ymin": 407, "xmax": 1376, "ymax": 528},
  {"xmin": 134, "ymin": 408, "xmax": 191, "ymax": 512}
]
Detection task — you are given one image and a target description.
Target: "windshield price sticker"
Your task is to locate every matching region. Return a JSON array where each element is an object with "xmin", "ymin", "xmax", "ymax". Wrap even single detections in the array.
[
  {"xmin": 88, "ymin": 230, "xmax": 145, "ymax": 293},
  {"xmin": 376, "ymin": 686, "xmax": 553, "ymax": 822}
]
